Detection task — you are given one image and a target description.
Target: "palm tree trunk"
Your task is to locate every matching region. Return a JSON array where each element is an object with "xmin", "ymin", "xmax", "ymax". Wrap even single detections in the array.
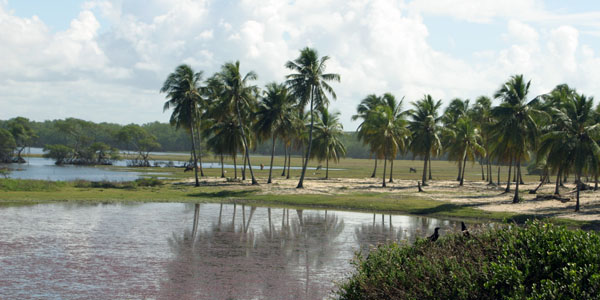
[
  {"xmin": 428, "ymin": 156, "xmax": 432, "ymax": 180},
  {"xmin": 388, "ymin": 157, "xmax": 394, "ymax": 183},
  {"xmin": 194, "ymin": 121, "xmax": 205, "ymax": 177},
  {"xmin": 382, "ymin": 153, "xmax": 387, "ymax": 188},
  {"xmin": 512, "ymin": 158, "xmax": 521, "ymax": 203},
  {"xmin": 268, "ymin": 134, "xmax": 276, "ymax": 184},
  {"xmin": 554, "ymin": 169, "xmax": 561, "ymax": 195},
  {"xmin": 457, "ymin": 158, "xmax": 462, "ymax": 181},
  {"xmin": 460, "ymin": 150, "xmax": 467, "ymax": 186},
  {"xmin": 281, "ymin": 144, "xmax": 287, "ymax": 176},
  {"xmin": 220, "ymin": 154, "xmax": 225, "ymax": 178},
  {"xmin": 326, "ymin": 156, "xmax": 329, "ymax": 179},
  {"xmin": 497, "ymin": 166, "xmax": 501, "ymax": 186},
  {"xmin": 505, "ymin": 156, "xmax": 513, "ymax": 193},
  {"xmin": 235, "ymin": 101, "xmax": 258, "ymax": 185},
  {"xmin": 189, "ymin": 125, "xmax": 200, "ymax": 187},
  {"xmin": 575, "ymin": 173, "xmax": 581, "ymax": 212},
  {"xmin": 286, "ymin": 146, "xmax": 291, "ymax": 179},
  {"xmin": 532, "ymin": 169, "xmax": 547, "ymax": 194},
  {"xmin": 422, "ymin": 152, "xmax": 429, "ymax": 186},
  {"xmin": 297, "ymin": 87, "xmax": 315, "ymax": 188},
  {"xmin": 242, "ymin": 150, "xmax": 247, "ymax": 180},
  {"xmin": 371, "ymin": 158, "xmax": 378, "ymax": 178},
  {"xmin": 233, "ymin": 154, "xmax": 238, "ymax": 179},
  {"xmin": 481, "ymin": 159, "xmax": 485, "ymax": 180}
]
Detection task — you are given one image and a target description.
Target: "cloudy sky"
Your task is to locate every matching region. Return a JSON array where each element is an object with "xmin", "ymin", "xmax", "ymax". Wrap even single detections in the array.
[{"xmin": 1, "ymin": 0, "xmax": 599, "ymax": 130}]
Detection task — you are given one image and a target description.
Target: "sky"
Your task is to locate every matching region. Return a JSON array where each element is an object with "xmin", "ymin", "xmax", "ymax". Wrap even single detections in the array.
[{"xmin": 1, "ymin": 0, "xmax": 600, "ymax": 131}]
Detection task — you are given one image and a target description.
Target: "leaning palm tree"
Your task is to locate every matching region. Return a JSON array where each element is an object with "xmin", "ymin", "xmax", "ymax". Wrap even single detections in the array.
[
  {"xmin": 491, "ymin": 74, "xmax": 540, "ymax": 203},
  {"xmin": 219, "ymin": 61, "xmax": 260, "ymax": 185},
  {"xmin": 254, "ymin": 82, "xmax": 294, "ymax": 183},
  {"xmin": 539, "ymin": 93, "xmax": 600, "ymax": 211},
  {"xmin": 409, "ymin": 95, "xmax": 442, "ymax": 186},
  {"xmin": 310, "ymin": 108, "xmax": 347, "ymax": 179},
  {"xmin": 161, "ymin": 64, "xmax": 204, "ymax": 186},
  {"xmin": 285, "ymin": 47, "xmax": 340, "ymax": 188},
  {"xmin": 353, "ymin": 94, "xmax": 384, "ymax": 178}
]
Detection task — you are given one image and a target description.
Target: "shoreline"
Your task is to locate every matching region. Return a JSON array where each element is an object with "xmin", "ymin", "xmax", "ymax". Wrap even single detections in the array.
[{"xmin": 2, "ymin": 176, "xmax": 599, "ymax": 229}]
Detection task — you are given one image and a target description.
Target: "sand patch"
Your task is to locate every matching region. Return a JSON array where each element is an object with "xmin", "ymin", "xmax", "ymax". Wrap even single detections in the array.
[{"xmin": 176, "ymin": 176, "xmax": 600, "ymax": 222}]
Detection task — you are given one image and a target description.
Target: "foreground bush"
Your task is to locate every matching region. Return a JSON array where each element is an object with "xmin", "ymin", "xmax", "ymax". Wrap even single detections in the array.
[{"xmin": 337, "ymin": 221, "xmax": 600, "ymax": 300}]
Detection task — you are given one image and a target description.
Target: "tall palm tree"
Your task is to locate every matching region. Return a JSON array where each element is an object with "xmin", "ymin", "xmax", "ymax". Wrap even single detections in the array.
[
  {"xmin": 491, "ymin": 74, "xmax": 540, "ymax": 203},
  {"xmin": 446, "ymin": 117, "xmax": 485, "ymax": 186},
  {"xmin": 254, "ymin": 82, "xmax": 294, "ymax": 183},
  {"xmin": 441, "ymin": 98, "xmax": 471, "ymax": 181},
  {"xmin": 310, "ymin": 108, "xmax": 347, "ymax": 179},
  {"xmin": 285, "ymin": 47, "xmax": 340, "ymax": 188},
  {"xmin": 471, "ymin": 96, "xmax": 493, "ymax": 183},
  {"xmin": 409, "ymin": 95, "xmax": 442, "ymax": 186},
  {"xmin": 381, "ymin": 93, "xmax": 409, "ymax": 183},
  {"xmin": 161, "ymin": 64, "xmax": 204, "ymax": 186},
  {"xmin": 353, "ymin": 94, "xmax": 384, "ymax": 178},
  {"xmin": 539, "ymin": 93, "xmax": 600, "ymax": 211},
  {"xmin": 219, "ymin": 61, "xmax": 260, "ymax": 185}
]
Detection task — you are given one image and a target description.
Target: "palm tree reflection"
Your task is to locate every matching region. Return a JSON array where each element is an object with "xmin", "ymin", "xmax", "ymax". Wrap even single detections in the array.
[{"xmin": 162, "ymin": 205, "xmax": 344, "ymax": 299}]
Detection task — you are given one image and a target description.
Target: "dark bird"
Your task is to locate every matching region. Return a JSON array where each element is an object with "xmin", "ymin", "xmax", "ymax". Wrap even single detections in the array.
[
  {"xmin": 428, "ymin": 227, "xmax": 440, "ymax": 242},
  {"xmin": 461, "ymin": 221, "xmax": 470, "ymax": 237}
]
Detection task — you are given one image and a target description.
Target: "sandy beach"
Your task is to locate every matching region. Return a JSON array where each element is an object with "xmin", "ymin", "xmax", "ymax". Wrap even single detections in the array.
[{"xmin": 183, "ymin": 176, "xmax": 600, "ymax": 222}]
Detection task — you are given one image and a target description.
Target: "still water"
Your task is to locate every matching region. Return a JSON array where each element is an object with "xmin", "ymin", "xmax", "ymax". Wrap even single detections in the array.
[{"xmin": 0, "ymin": 203, "xmax": 458, "ymax": 299}]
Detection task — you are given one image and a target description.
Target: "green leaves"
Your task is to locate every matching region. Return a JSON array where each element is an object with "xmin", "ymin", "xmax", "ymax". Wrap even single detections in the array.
[{"xmin": 338, "ymin": 221, "xmax": 600, "ymax": 300}]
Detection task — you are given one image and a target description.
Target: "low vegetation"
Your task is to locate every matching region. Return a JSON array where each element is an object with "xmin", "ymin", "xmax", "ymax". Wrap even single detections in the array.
[{"xmin": 337, "ymin": 221, "xmax": 600, "ymax": 300}]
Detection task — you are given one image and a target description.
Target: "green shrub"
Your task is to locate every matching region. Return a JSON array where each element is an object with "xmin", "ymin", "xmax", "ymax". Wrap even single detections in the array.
[
  {"xmin": 134, "ymin": 177, "xmax": 163, "ymax": 187},
  {"xmin": 337, "ymin": 221, "xmax": 600, "ymax": 300},
  {"xmin": 73, "ymin": 178, "xmax": 163, "ymax": 189}
]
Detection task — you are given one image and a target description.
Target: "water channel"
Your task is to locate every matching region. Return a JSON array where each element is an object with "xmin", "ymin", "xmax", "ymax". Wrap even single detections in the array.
[{"xmin": 0, "ymin": 202, "xmax": 458, "ymax": 299}]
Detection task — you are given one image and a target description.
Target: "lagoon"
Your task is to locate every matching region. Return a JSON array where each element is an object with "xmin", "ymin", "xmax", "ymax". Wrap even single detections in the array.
[{"xmin": 0, "ymin": 202, "xmax": 457, "ymax": 299}]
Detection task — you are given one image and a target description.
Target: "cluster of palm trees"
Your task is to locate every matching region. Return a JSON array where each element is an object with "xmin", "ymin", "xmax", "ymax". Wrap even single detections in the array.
[
  {"xmin": 161, "ymin": 47, "xmax": 344, "ymax": 188},
  {"xmin": 354, "ymin": 74, "xmax": 599, "ymax": 211}
]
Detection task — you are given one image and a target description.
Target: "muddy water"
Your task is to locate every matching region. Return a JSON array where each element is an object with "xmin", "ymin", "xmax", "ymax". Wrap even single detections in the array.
[{"xmin": 0, "ymin": 203, "xmax": 458, "ymax": 299}]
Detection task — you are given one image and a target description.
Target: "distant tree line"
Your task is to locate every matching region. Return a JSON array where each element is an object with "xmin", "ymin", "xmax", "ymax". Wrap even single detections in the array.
[{"xmin": 0, "ymin": 116, "xmax": 372, "ymax": 164}]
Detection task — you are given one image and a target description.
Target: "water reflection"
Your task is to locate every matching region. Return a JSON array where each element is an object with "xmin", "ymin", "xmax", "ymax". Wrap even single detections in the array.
[
  {"xmin": 162, "ymin": 205, "xmax": 346, "ymax": 299},
  {"xmin": 0, "ymin": 203, "xmax": 457, "ymax": 299}
]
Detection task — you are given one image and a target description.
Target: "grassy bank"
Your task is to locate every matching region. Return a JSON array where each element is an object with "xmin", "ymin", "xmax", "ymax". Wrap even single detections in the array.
[{"xmin": 0, "ymin": 178, "xmax": 592, "ymax": 229}]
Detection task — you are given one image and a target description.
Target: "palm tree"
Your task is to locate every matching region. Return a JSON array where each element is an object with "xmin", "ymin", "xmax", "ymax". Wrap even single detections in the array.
[
  {"xmin": 310, "ymin": 108, "xmax": 347, "ymax": 179},
  {"xmin": 381, "ymin": 93, "xmax": 409, "ymax": 183},
  {"xmin": 219, "ymin": 61, "xmax": 260, "ymax": 185},
  {"xmin": 446, "ymin": 117, "xmax": 485, "ymax": 186},
  {"xmin": 161, "ymin": 64, "xmax": 204, "ymax": 186},
  {"xmin": 409, "ymin": 95, "xmax": 442, "ymax": 186},
  {"xmin": 491, "ymin": 74, "xmax": 540, "ymax": 203},
  {"xmin": 285, "ymin": 47, "xmax": 340, "ymax": 188},
  {"xmin": 441, "ymin": 98, "xmax": 471, "ymax": 181},
  {"xmin": 254, "ymin": 82, "xmax": 295, "ymax": 183},
  {"xmin": 205, "ymin": 116, "xmax": 244, "ymax": 179},
  {"xmin": 539, "ymin": 93, "xmax": 600, "ymax": 211},
  {"xmin": 353, "ymin": 94, "xmax": 384, "ymax": 178},
  {"xmin": 471, "ymin": 96, "xmax": 493, "ymax": 183}
]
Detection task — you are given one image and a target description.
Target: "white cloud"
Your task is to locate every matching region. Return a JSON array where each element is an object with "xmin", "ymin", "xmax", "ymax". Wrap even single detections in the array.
[{"xmin": 0, "ymin": 0, "xmax": 599, "ymax": 129}]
